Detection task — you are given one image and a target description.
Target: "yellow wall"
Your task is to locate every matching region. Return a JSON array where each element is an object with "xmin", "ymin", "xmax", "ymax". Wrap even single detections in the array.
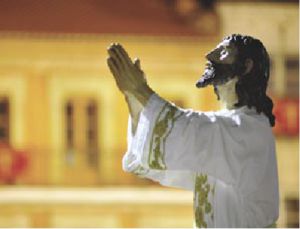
[{"xmin": 0, "ymin": 34, "xmax": 218, "ymax": 185}]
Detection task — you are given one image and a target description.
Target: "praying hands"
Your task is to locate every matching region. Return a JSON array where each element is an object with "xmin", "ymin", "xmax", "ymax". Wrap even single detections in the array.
[
  {"xmin": 107, "ymin": 43, "xmax": 154, "ymax": 106},
  {"xmin": 107, "ymin": 43, "xmax": 154, "ymax": 133}
]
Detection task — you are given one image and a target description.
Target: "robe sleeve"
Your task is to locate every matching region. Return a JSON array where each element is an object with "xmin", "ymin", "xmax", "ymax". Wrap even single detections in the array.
[
  {"xmin": 123, "ymin": 93, "xmax": 279, "ymax": 227},
  {"xmin": 122, "ymin": 93, "xmax": 248, "ymax": 189}
]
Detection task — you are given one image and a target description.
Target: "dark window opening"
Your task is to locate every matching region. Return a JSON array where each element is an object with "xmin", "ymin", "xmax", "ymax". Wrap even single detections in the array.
[
  {"xmin": 0, "ymin": 97, "xmax": 9, "ymax": 143},
  {"xmin": 65, "ymin": 101, "xmax": 75, "ymax": 166},
  {"xmin": 285, "ymin": 57, "xmax": 299, "ymax": 98},
  {"xmin": 285, "ymin": 197, "xmax": 299, "ymax": 228},
  {"xmin": 86, "ymin": 100, "xmax": 99, "ymax": 168}
]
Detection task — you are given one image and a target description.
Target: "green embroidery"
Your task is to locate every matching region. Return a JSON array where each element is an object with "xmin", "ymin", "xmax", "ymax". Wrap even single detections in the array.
[
  {"xmin": 133, "ymin": 165, "xmax": 149, "ymax": 176},
  {"xmin": 266, "ymin": 222, "xmax": 277, "ymax": 228},
  {"xmin": 148, "ymin": 103, "xmax": 183, "ymax": 169},
  {"xmin": 194, "ymin": 174, "xmax": 215, "ymax": 228}
]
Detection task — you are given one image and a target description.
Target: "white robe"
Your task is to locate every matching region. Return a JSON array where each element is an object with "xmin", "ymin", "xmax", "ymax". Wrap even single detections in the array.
[{"xmin": 123, "ymin": 94, "xmax": 279, "ymax": 228}]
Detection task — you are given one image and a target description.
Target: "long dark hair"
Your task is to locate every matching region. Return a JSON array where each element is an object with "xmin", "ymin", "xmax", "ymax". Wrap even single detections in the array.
[{"xmin": 224, "ymin": 34, "xmax": 275, "ymax": 127}]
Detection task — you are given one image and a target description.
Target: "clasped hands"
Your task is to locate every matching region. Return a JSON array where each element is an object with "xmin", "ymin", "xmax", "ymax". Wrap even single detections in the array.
[{"xmin": 107, "ymin": 43, "xmax": 153, "ymax": 106}]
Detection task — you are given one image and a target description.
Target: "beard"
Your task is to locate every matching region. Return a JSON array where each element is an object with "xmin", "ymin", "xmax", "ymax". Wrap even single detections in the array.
[{"xmin": 195, "ymin": 61, "xmax": 244, "ymax": 88}]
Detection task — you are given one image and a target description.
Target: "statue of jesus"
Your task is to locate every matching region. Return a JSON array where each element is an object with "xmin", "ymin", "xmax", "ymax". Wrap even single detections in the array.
[{"xmin": 107, "ymin": 34, "xmax": 279, "ymax": 228}]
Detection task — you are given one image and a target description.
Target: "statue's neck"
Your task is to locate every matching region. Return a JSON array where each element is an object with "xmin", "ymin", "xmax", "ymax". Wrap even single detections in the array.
[{"xmin": 216, "ymin": 77, "xmax": 239, "ymax": 110}]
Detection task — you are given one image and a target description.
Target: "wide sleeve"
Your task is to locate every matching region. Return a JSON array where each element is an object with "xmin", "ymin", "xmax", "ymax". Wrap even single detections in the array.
[{"xmin": 122, "ymin": 93, "xmax": 247, "ymax": 188}]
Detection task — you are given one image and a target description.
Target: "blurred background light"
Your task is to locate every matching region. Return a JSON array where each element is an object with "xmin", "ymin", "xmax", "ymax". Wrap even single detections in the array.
[{"xmin": 0, "ymin": 0, "xmax": 298, "ymax": 227}]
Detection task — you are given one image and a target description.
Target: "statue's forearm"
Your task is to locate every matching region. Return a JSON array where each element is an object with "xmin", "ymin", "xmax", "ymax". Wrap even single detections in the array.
[
  {"xmin": 124, "ymin": 86, "xmax": 154, "ymax": 134},
  {"xmin": 106, "ymin": 43, "xmax": 155, "ymax": 133},
  {"xmin": 132, "ymin": 85, "xmax": 154, "ymax": 106}
]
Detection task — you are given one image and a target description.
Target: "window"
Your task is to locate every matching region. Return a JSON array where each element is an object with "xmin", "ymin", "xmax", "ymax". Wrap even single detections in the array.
[
  {"xmin": 285, "ymin": 197, "xmax": 299, "ymax": 228},
  {"xmin": 63, "ymin": 98, "xmax": 100, "ymax": 185},
  {"xmin": 86, "ymin": 100, "xmax": 98, "ymax": 168},
  {"xmin": 65, "ymin": 101, "xmax": 75, "ymax": 165},
  {"xmin": 285, "ymin": 57, "xmax": 299, "ymax": 98},
  {"xmin": 269, "ymin": 56, "xmax": 299, "ymax": 98},
  {"xmin": 0, "ymin": 97, "xmax": 9, "ymax": 143}
]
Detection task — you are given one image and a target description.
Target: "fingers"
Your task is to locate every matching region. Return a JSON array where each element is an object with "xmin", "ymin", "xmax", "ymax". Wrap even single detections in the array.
[
  {"xmin": 133, "ymin": 58, "xmax": 146, "ymax": 82},
  {"xmin": 107, "ymin": 44, "xmax": 124, "ymax": 70},
  {"xmin": 107, "ymin": 43, "xmax": 133, "ymax": 71},
  {"xmin": 107, "ymin": 57, "xmax": 123, "ymax": 82},
  {"xmin": 134, "ymin": 58, "xmax": 141, "ymax": 69},
  {"xmin": 107, "ymin": 57, "xmax": 118, "ymax": 76},
  {"xmin": 116, "ymin": 45, "xmax": 133, "ymax": 67},
  {"xmin": 107, "ymin": 43, "xmax": 147, "ymax": 92},
  {"xmin": 107, "ymin": 57, "xmax": 124, "ymax": 90}
]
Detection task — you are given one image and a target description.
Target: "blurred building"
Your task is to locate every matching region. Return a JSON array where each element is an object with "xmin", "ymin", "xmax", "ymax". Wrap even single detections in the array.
[{"xmin": 0, "ymin": 0, "xmax": 298, "ymax": 227}]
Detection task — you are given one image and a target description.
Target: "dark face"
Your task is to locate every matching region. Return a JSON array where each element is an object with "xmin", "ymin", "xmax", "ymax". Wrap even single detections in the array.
[{"xmin": 196, "ymin": 39, "xmax": 241, "ymax": 88}]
